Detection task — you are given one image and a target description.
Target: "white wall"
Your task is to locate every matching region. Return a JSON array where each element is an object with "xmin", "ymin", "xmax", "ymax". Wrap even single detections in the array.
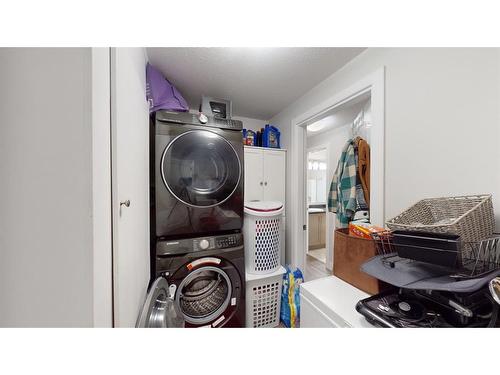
[
  {"xmin": 233, "ymin": 115, "xmax": 269, "ymax": 132},
  {"xmin": 272, "ymin": 48, "xmax": 500, "ymax": 265},
  {"xmin": 0, "ymin": 48, "xmax": 100, "ymax": 326}
]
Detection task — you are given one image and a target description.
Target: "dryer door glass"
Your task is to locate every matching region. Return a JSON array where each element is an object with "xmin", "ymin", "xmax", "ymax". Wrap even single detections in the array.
[
  {"xmin": 161, "ymin": 130, "xmax": 241, "ymax": 207},
  {"xmin": 176, "ymin": 266, "xmax": 232, "ymax": 325}
]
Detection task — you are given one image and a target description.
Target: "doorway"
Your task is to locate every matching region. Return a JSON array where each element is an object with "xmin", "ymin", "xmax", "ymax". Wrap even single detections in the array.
[
  {"xmin": 290, "ymin": 68, "xmax": 385, "ymax": 278},
  {"xmin": 305, "ymin": 147, "xmax": 329, "ymax": 279},
  {"xmin": 304, "ymin": 94, "xmax": 371, "ymax": 280}
]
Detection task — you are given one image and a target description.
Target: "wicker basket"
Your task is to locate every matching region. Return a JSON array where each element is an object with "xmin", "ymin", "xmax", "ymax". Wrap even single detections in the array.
[{"xmin": 386, "ymin": 194, "xmax": 494, "ymax": 242}]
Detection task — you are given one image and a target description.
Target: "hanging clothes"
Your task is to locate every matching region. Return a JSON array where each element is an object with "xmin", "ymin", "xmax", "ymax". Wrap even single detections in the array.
[
  {"xmin": 353, "ymin": 137, "xmax": 369, "ymax": 222},
  {"xmin": 356, "ymin": 137, "xmax": 371, "ymax": 207},
  {"xmin": 328, "ymin": 137, "xmax": 371, "ymax": 228},
  {"xmin": 327, "ymin": 139, "xmax": 357, "ymax": 228}
]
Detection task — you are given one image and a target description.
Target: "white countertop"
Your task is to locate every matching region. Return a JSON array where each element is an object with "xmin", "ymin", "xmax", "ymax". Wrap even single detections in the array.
[
  {"xmin": 300, "ymin": 276, "xmax": 373, "ymax": 328},
  {"xmin": 308, "ymin": 208, "xmax": 326, "ymax": 213}
]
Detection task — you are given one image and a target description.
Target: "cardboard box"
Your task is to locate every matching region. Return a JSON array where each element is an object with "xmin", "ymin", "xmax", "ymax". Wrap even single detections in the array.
[
  {"xmin": 349, "ymin": 222, "xmax": 385, "ymax": 239},
  {"xmin": 333, "ymin": 228, "xmax": 383, "ymax": 295}
]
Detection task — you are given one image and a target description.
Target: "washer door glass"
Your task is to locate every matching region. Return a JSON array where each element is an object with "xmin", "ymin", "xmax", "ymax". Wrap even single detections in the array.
[
  {"xmin": 161, "ymin": 130, "xmax": 241, "ymax": 207},
  {"xmin": 136, "ymin": 277, "xmax": 184, "ymax": 328},
  {"xmin": 176, "ymin": 266, "xmax": 232, "ymax": 325}
]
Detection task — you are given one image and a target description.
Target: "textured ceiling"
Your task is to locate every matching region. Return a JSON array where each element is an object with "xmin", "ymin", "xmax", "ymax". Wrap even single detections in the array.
[{"xmin": 146, "ymin": 48, "xmax": 366, "ymax": 120}]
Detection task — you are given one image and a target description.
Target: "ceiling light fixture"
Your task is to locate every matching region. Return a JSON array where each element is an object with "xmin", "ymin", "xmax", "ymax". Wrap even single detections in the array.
[
  {"xmin": 306, "ymin": 122, "xmax": 326, "ymax": 132},
  {"xmin": 306, "ymin": 115, "xmax": 336, "ymax": 132}
]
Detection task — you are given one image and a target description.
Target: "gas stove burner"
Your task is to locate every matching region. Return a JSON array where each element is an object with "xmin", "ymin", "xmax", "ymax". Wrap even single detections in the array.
[{"xmin": 389, "ymin": 300, "xmax": 426, "ymax": 321}]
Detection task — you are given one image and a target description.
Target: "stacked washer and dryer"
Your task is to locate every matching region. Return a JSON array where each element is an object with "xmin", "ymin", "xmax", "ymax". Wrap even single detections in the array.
[{"xmin": 138, "ymin": 109, "xmax": 246, "ymax": 328}]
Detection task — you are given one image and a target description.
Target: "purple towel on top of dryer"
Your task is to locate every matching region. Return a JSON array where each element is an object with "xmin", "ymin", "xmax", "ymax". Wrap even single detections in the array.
[{"xmin": 146, "ymin": 63, "xmax": 189, "ymax": 113}]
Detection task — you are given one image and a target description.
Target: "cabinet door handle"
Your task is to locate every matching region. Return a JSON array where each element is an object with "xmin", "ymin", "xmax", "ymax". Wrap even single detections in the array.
[
  {"xmin": 120, "ymin": 199, "xmax": 131, "ymax": 208},
  {"xmin": 260, "ymin": 182, "xmax": 263, "ymax": 186},
  {"xmin": 264, "ymin": 182, "xmax": 267, "ymax": 186}
]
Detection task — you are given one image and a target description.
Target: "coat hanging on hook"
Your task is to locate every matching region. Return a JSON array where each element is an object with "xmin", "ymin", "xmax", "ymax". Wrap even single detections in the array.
[{"xmin": 328, "ymin": 108, "xmax": 371, "ymax": 227}]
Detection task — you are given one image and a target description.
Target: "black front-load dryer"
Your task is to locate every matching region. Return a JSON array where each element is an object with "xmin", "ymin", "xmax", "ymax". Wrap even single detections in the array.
[
  {"xmin": 155, "ymin": 233, "xmax": 245, "ymax": 328},
  {"xmin": 152, "ymin": 110, "xmax": 244, "ymax": 240}
]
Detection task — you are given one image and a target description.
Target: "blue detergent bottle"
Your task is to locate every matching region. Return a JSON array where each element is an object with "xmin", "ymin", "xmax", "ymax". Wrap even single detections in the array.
[{"xmin": 263, "ymin": 124, "xmax": 280, "ymax": 148}]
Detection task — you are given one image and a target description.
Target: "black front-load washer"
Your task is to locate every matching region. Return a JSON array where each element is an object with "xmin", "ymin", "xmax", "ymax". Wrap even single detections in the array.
[
  {"xmin": 155, "ymin": 233, "xmax": 245, "ymax": 328},
  {"xmin": 152, "ymin": 110, "xmax": 244, "ymax": 240}
]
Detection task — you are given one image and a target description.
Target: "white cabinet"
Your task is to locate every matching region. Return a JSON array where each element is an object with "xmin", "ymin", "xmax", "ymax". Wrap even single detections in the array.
[
  {"xmin": 308, "ymin": 212, "xmax": 326, "ymax": 249},
  {"xmin": 244, "ymin": 146, "xmax": 286, "ymax": 265},
  {"xmin": 244, "ymin": 146, "xmax": 286, "ymax": 207},
  {"xmin": 243, "ymin": 147, "xmax": 265, "ymax": 201},
  {"xmin": 300, "ymin": 276, "xmax": 372, "ymax": 328},
  {"xmin": 262, "ymin": 150, "xmax": 286, "ymax": 203}
]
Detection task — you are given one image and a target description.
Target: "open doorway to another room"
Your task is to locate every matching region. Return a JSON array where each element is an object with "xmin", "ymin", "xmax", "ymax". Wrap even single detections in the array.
[
  {"xmin": 304, "ymin": 92, "xmax": 372, "ymax": 281},
  {"xmin": 306, "ymin": 147, "xmax": 328, "ymax": 277}
]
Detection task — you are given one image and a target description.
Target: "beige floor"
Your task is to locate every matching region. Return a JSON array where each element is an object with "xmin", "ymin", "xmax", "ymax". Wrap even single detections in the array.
[
  {"xmin": 308, "ymin": 247, "xmax": 326, "ymax": 263},
  {"xmin": 305, "ymin": 253, "xmax": 331, "ymax": 281}
]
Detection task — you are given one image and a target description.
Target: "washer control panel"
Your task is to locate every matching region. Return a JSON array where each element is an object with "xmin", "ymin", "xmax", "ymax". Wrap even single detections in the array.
[
  {"xmin": 193, "ymin": 233, "xmax": 243, "ymax": 251},
  {"xmin": 193, "ymin": 237, "xmax": 216, "ymax": 251},
  {"xmin": 215, "ymin": 235, "xmax": 240, "ymax": 249},
  {"xmin": 157, "ymin": 233, "xmax": 243, "ymax": 256},
  {"xmin": 193, "ymin": 233, "xmax": 242, "ymax": 251}
]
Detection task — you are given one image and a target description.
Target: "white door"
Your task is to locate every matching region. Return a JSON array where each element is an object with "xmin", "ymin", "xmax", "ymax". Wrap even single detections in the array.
[
  {"xmin": 263, "ymin": 150, "xmax": 286, "ymax": 204},
  {"xmin": 111, "ymin": 48, "xmax": 150, "ymax": 327},
  {"xmin": 244, "ymin": 148, "xmax": 264, "ymax": 202}
]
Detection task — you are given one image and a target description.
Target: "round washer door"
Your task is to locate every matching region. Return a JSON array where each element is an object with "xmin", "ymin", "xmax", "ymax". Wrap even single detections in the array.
[
  {"xmin": 161, "ymin": 130, "xmax": 241, "ymax": 208},
  {"xmin": 175, "ymin": 266, "xmax": 232, "ymax": 325},
  {"xmin": 136, "ymin": 277, "xmax": 184, "ymax": 328}
]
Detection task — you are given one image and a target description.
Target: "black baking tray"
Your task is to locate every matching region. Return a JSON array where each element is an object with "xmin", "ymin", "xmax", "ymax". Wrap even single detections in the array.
[{"xmin": 392, "ymin": 230, "xmax": 461, "ymax": 268}]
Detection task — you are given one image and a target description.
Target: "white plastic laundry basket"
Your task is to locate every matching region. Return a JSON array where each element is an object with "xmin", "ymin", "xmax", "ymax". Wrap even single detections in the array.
[
  {"xmin": 245, "ymin": 266, "xmax": 286, "ymax": 328},
  {"xmin": 243, "ymin": 201, "xmax": 284, "ymax": 275}
]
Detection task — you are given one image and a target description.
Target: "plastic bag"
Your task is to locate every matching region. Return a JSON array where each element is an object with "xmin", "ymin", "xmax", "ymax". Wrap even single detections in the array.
[{"xmin": 280, "ymin": 266, "xmax": 304, "ymax": 327}]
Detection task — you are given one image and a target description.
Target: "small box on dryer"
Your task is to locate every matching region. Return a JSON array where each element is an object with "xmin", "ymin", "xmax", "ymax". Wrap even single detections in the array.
[{"xmin": 200, "ymin": 96, "xmax": 232, "ymax": 119}]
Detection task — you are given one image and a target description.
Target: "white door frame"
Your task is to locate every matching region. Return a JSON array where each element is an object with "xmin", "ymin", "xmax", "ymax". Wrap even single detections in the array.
[
  {"xmin": 91, "ymin": 47, "xmax": 113, "ymax": 327},
  {"xmin": 290, "ymin": 67, "xmax": 386, "ymax": 274}
]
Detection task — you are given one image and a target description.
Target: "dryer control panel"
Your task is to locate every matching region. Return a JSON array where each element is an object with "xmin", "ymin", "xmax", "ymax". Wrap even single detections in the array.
[{"xmin": 157, "ymin": 233, "xmax": 243, "ymax": 256}]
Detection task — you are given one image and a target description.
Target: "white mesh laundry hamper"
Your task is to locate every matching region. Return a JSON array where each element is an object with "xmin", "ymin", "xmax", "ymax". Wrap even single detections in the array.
[
  {"xmin": 246, "ymin": 266, "xmax": 286, "ymax": 328},
  {"xmin": 243, "ymin": 201, "xmax": 284, "ymax": 275}
]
